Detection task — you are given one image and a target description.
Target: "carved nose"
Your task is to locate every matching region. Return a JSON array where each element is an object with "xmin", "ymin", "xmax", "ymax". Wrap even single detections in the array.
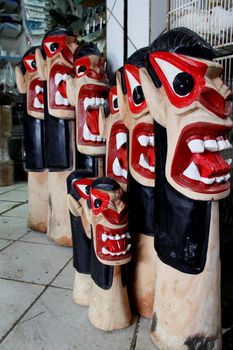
[
  {"xmin": 86, "ymin": 69, "xmax": 107, "ymax": 81},
  {"xmin": 199, "ymin": 87, "xmax": 232, "ymax": 119}
]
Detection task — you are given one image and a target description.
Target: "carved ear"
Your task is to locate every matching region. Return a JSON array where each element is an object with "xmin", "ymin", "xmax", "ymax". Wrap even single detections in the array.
[
  {"xmin": 66, "ymin": 76, "xmax": 76, "ymax": 106},
  {"xmin": 67, "ymin": 194, "xmax": 83, "ymax": 217},
  {"xmin": 15, "ymin": 66, "xmax": 26, "ymax": 94},
  {"xmin": 98, "ymin": 106, "xmax": 106, "ymax": 138},
  {"xmin": 35, "ymin": 48, "xmax": 47, "ymax": 80},
  {"xmin": 140, "ymin": 67, "xmax": 167, "ymax": 127},
  {"xmin": 116, "ymin": 71, "xmax": 130, "ymax": 129}
]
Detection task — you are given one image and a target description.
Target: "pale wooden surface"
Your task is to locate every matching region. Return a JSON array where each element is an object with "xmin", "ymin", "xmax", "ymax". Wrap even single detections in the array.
[
  {"xmin": 88, "ymin": 266, "xmax": 132, "ymax": 331},
  {"xmin": 73, "ymin": 271, "xmax": 92, "ymax": 306},
  {"xmin": 130, "ymin": 234, "xmax": 157, "ymax": 318},
  {"xmin": 28, "ymin": 171, "xmax": 48, "ymax": 233},
  {"xmin": 150, "ymin": 201, "xmax": 221, "ymax": 350}
]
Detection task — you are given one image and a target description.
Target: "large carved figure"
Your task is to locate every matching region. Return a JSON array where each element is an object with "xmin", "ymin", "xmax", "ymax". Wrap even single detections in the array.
[
  {"xmin": 15, "ymin": 47, "xmax": 48, "ymax": 232},
  {"xmin": 117, "ymin": 48, "xmax": 157, "ymax": 318},
  {"xmin": 140, "ymin": 27, "xmax": 233, "ymax": 349},
  {"xmin": 35, "ymin": 28, "xmax": 78, "ymax": 245}
]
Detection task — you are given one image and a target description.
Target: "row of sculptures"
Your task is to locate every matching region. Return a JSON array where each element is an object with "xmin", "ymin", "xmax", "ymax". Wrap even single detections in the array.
[{"xmin": 15, "ymin": 26, "xmax": 233, "ymax": 350}]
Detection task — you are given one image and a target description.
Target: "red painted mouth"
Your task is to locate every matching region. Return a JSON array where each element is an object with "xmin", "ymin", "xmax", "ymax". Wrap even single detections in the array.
[
  {"xmin": 171, "ymin": 122, "xmax": 233, "ymax": 194},
  {"xmin": 131, "ymin": 122, "xmax": 155, "ymax": 179},
  {"xmin": 78, "ymin": 84, "xmax": 108, "ymax": 146},
  {"xmin": 95, "ymin": 224, "xmax": 131, "ymax": 262},
  {"xmin": 28, "ymin": 78, "xmax": 44, "ymax": 111},
  {"xmin": 49, "ymin": 63, "xmax": 74, "ymax": 110},
  {"xmin": 107, "ymin": 121, "xmax": 128, "ymax": 184}
]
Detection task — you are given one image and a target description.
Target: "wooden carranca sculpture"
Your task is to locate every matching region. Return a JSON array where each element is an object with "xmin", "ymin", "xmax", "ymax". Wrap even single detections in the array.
[
  {"xmin": 117, "ymin": 48, "xmax": 157, "ymax": 318},
  {"xmin": 15, "ymin": 47, "xmax": 48, "ymax": 232},
  {"xmin": 35, "ymin": 28, "xmax": 78, "ymax": 245},
  {"xmin": 140, "ymin": 27, "xmax": 233, "ymax": 350}
]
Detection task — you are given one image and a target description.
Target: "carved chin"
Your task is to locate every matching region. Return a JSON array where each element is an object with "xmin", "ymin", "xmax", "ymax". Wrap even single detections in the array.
[
  {"xmin": 170, "ymin": 122, "xmax": 232, "ymax": 195},
  {"xmin": 95, "ymin": 224, "xmax": 131, "ymax": 265}
]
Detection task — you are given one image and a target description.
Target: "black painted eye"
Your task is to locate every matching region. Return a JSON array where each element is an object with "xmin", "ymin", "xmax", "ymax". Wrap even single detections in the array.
[
  {"xmin": 78, "ymin": 66, "xmax": 87, "ymax": 73},
  {"xmin": 31, "ymin": 60, "xmax": 36, "ymax": 69},
  {"xmin": 85, "ymin": 185, "xmax": 90, "ymax": 195},
  {"xmin": 113, "ymin": 97, "xmax": 118, "ymax": 109},
  {"xmin": 94, "ymin": 198, "xmax": 102, "ymax": 208},
  {"xmin": 173, "ymin": 72, "xmax": 194, "ymax": 96},
  {"xmin": 50, "ymin": 42, "xmax": 59, "ymax": 52},
  {"xmin": 133, "ymin": 85, "xmax": 145, "ymax": 105}
]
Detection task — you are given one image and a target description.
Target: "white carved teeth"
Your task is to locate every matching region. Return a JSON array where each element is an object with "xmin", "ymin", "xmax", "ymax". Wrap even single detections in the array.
[
  {"xmin": 83, "ymin": 96, "xmax": 107, "ymax": 111},
  {"xmin": 101, "ymin": 232, "xmax": 130, "ymax": 242},
  {"xmin": 83, "ymin": 122, "xmax": 103, "ymax": 142},
  {"xmin": 116, "ymin": 132, "xmax": 127, "ymax": 150},
  {"xmin": 112, "ymin": 157, "xmax": 127, "ymax": 179},
  {"xmin": 138, "ymin": 135, "xmax": 154, "ymax": 147},
  {"xmin": 139, "ymin": 153, "xmax": 155, "ymax": 173},
  {"xmin": 33, "ymin": 97, "xmax": 43, "ymax": 109},
  {"xmin": 55, "ymin": 91, "xmax": 69, "ymax": 106},
  {"xmin": 55, "ymin": 73, "xmax": 67, "ymax": 86},
  {"xmin": 101, "ymin": 243, "xmax": 131, "ymax": 256},
  {"xmin": 188, "ymin": 136, "xmax": 232, "ymax": 153},
  {"xmin": 183, "ymin": 161, "xmax": 231, "ymax": 184},
  {"xmin": 35, "ymin": 85, "xmax": 43, "ymax": 94},
  {"xmin": 102, "ymin": 233, "xmax": 108, "ymax": 242}
]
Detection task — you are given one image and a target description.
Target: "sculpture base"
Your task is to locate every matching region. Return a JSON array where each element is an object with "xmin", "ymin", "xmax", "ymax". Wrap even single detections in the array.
[{"xmin": 0, "ymin": 164, "xmax": 14, "ymax": 187}]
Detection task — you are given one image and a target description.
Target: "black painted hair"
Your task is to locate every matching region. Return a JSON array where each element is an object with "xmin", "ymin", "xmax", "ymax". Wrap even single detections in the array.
[
  {"xmin": 92, "ymin": 177, "xmax": 120, "ymax": 191},
  {"xmin": 121, "ymin": 47, "xmax": 148, "ymax": 95},
  {"xmin": 67, "ymin": 170, "xmax": 94, "ymax": 201},
  {"xmin": 74, "ymin": 42, "xmax": 101, "ymax": 62},
  {"xmin": 146, "ymin": 27, "xmax": 216, "ymax": 88},
  {"xmin": 41, "ymin": 27, "xmax": 75, "ymax": 58},
  {"xmin": 21, "ymin": 46, "xmax": 39, "ymax": 74}
]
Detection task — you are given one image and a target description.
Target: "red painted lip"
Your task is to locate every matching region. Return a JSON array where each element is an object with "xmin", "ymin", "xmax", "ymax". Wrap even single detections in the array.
[
  {"xmin": 28, "ymin": 78, "xmax": 44, "ymax": 111},
  {"xmin": 171, "ymin": 122, "xmax": 233, "ymax": 194},
  {"xmin": 77, "ymin": 84, "xmax": 108, "ymax": 147},
  {"xmin": 95, "ymin": 224, "xmax": 131, "ymax": 262},
  {"xmin": 49, "ymin": 63, "xmax": 74, "ymax": 110},
  {"xmin": 131, "ymin": 122, "xmax": 155, "ymax": 180},
  {"xmin": 107, "ymin": 120, "xmax": 128, "ymax": 184}
]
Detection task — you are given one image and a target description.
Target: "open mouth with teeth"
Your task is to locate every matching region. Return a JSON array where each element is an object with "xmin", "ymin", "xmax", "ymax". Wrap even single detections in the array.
[
  {"xmin": 171, "ymin": 122, "xmax": 233, "ymax": 194},
  {"xmin": 95, "ymin": 224, "xmax": 131, "ymax": 262},
  {"xmin": 107, "ymin": 121, "xmax": 128, "ymax": 183},
  {"xmin": 49, "ymin": 64, "xmax": 74, "ymax": 110},
  {"xmin": 78, "ymin": 85, "xmax": 108, "ymax": 146},
  {"xmin": 131, "ymin": 123, "xmax": 155, "ymax": 179},
  {"xmin": 28, "ymin": 79, "xmax": 44, "ymax": 111}
]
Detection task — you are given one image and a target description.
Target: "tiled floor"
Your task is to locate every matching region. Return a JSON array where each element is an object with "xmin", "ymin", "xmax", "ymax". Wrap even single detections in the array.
[{"xmin": 0, "ymin": 182, "xmax": 156, "ymax": 350}]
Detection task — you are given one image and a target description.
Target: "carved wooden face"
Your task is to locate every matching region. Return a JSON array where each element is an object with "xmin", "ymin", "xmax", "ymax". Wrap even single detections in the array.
[
  {"xmin": 68, "ymin": 54, "xmax": 108, "ymax": 155},
  {"xmin": 16, "ymin": 51, "xmax": 44, "ymax": 119},
  {"xmin": 140, "ymin": 51, "xmax": 233, "ymax": 200},
  {"xmin": 37, "ymin": 33, "xmax": 78, "ymax": 118},
  {"xmin": 89, "ymin": 181, "xmax": 131, "ymax": 266},
  {"xmin": 118, "ymin": 64, "xmax": 155, "ymax": 187},
  {"xmin": 99, "ymin": 85, "xmax": 128, "ymax": 189}
]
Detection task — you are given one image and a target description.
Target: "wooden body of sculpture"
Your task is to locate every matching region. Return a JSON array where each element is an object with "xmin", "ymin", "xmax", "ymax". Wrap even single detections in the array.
[
  {"xmin": 117, "ymin": 49, "xmax": 157, "ymax": 318},
  {"xmin": 35, "ymin": 28, "xmax": 78, "ymax": 245},
  {"xmin": 15, "ymin": 47, "xmax": 48, "ymax": 232},
  {"xmin": 140, "ymin": 27, "xmax": 233, "ymax": 349},
  {"xmin": 67, "ymin": 174, "xmax": 132, "ymax": 330}
]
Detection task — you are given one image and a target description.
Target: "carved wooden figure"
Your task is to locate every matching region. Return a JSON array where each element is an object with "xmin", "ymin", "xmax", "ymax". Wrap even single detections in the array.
[
  {"xmin": 35, "ymin": 28, "xmax": 78, "ymax": 245},
  {"xmin": 117, "ymin": 49, "xmax": 157, "ymax": 318},
  {"xmin": 98, "ymin": 77, "xmax": 128, "ymax": 192},
  {"xmin": 140, "ymin": 27, "xmax": 233, "ymax": 350},
  {"xmin": 15, "ymin": 47, "xmax": 48, "ymax": 232}
]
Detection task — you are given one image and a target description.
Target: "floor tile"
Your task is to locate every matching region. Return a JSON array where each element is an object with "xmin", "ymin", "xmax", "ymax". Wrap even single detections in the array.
[
  {"xmin": 51, "ymin": 260, "xmax": 74, "ymax": 289},
  {"xmin": 0, "ymin": 241, "xmax": 72, "ymax": 284},
  {"xmin": 0, "ymin": 202, "xmax": 19, "ymax": 214},
  {"xmin": 0, "ymin": 190, "xmax": 28, "ymax": 203},
  {"xmin": 3, "ymin": 203, "xmax": 28, "ymax": 218},
  {"xmin": 0, "ymin": 279, "xmax": 44, "ymax": 341},
  {"xmin": 135, "ymin": 317, "xmax": 158, "ymax": 350},
  {"xmin": 19, "ymin": 230, "xmax": 55, "ymax": 245},
  {"xmin": 0, "ymin": 216, "xmax": 29, "ymax": 240},
  {"xmin": 1, "ymin": 286, "xmax": 136, "ymax": 350},
  {"xmin": 15, "ymin": 184, "xmax": 28, "ymax": 192},
  {"xmin": 0, "ymin": 239, "xmax": 13, "ymax": 250}
]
